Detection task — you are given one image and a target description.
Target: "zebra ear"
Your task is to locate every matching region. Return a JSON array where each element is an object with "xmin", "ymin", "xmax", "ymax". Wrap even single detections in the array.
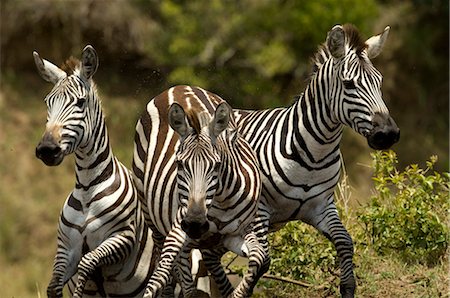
[
  {"xmin": 210, "ymin": 102, "xmax": 231, "ymax": 140},
  {"xmin": 366, "ymin": 26, "xmax": 390, "ymax": 59},
  {"xmin": 81, "ymin": 45, "xmax": 98, "ymax": 80},
  {"xmin": 327, "ymin": 25, "xmax": 346, "ymax": 59},
  {"xmin": 169, "ymin": 103, "xmax": 189, "ymax": 138},
  {"xmin": 33, "ymin": 51, "xmax": 67, "ymax": 84}
]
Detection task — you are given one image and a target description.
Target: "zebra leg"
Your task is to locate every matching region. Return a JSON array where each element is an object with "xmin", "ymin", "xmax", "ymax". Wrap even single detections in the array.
[
  {"xmin": 72, "ymin": 232, "xmax": 135, "ymax": 298},
  {"xmin": 231, "ymin": 232, "xmax": 269, "ymax": 298},
  {"xmin": 202, "ymin": 212, "xmax": 271, "ymax": 298},
  {"xmin": 253, "ymin": 207, "xmax": 272, "ymax": 282},
  {"xmin": 309, "ymin": 195, "xmax": 355, "ymax": 298},
  {"xmin": 147, "ymin": 223, "xmax": 179, "ymax": 297},
  {"xmin": 48, "ymin": 260, "xmax": 78, "ymax": 298},
  {"xmin": 191, "ymin": 249, "xmax": 212, "ymax": 296},
  {"xmin": 173, "ymin": 246, "xmax": 198, "ymax": 298},
  {"xmin": 47, "ymin": 229, "xmax": 81, "ymax": 298},
  {"xmin": 144, "ymin": 225, "xmax": 187, "ymax": 298},
  {"xmin": 202, "ymin": 247, "xmax": 234, "ymax": 297}
]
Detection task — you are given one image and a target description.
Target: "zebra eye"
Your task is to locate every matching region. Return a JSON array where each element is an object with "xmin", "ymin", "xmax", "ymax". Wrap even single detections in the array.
[
  {"xmin": 75, "ymin": 98, "xmax": 86, "ymax": 108},
  {"xmin": 343, "ymin": 80, "xmax": 356, "ymax": 90}
]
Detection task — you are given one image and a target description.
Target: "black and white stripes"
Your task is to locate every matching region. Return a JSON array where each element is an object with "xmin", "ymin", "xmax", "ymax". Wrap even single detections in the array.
[
  {"xmin": 233, "ymin": 24, "xmax": 399, "ymax": 298},
  {"xmin": 34, "ymin": 45, "xmax": 154, "ymax": 298},
  {"xmin": 133, "ymin": 85, "xmax": 269, "ymax": 298}
]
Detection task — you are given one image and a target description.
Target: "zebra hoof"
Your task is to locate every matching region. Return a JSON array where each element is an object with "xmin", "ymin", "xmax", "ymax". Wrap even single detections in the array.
[
  {"xmin": 186, "ymin": 289, "xmax": 210, "ymax": 298},
  {"xmin": 340, "ymin": 283, "xmax": 355, "ymax": 298},
  {"xmin": 47, "ymin": 287, "xmax": 63, "ymax": 298}
]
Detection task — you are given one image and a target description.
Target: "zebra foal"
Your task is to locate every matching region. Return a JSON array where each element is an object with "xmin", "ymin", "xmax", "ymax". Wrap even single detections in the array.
[
  {"xmin": 233, "ymin": 24, "xmax": 400, "ymax": 297},
  {"xmin": 34, "ymin": 45, "xmax": 153, "ymax": 297},
  {"xmin": 133, "ymin": 86, "xmax": 268, "ymax": 298}
]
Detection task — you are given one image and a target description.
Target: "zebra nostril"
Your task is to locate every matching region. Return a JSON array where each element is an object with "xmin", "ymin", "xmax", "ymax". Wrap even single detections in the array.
[
  {"xmin": 37, "ymin": 144, "xmax": 61, "ymax": 156},
  {"xmin": 367, "ymin": 127, "xmax": 400, "ymax": 150},
  {"xmin": 36, "ymin": 142, "xmax": 63, "ymax": 166}
]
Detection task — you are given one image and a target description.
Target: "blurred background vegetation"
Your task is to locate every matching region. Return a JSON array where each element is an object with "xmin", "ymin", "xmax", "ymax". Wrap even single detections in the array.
[{"xmin": 0, "ymin": 0, "xmax": 448, "ymax": 296}]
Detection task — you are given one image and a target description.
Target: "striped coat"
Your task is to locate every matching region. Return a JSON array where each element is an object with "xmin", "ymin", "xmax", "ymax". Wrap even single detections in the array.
[
  {"xmin": 34, "ymin": 45, "xmax": 154, "ymax": 297},
  {"xmin": 232, "ymin": 24, "xmax": 399, "ymax": 298},
  {"xmin": 133, "ymin": 85, "xmax": 268, "ymax": 298}
]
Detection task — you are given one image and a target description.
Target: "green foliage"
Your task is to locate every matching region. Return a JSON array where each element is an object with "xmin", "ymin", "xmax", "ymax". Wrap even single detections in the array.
[
  {"xmin": 268, "ymin": 222, "xmax": 336, "ymax": 281},
  {"xmin": 251, "ymin": 151, "xmax": 448, "ymax": 296},
  {"xmin": 144, "ymin": 0, "xmax": 379, "ymax": 108},
  {"xmin": 359, "ymin": 151, "xmax": 449, "ymax": 265}
]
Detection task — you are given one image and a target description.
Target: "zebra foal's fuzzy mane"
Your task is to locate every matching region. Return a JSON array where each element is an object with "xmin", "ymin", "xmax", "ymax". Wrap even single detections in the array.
[
  {"xmin": 310, "ymin": 24, "xmax": 367, "ymax": 76},
  {"xmin": 185, "ymin": 108, "xmax": 201, "ymax": 134},
  {"xmin": 60, "ymin": 57, "xmax": 81, "ymax": 75},
  {"xmin": 185, "ymin": 108, "xmax": 211, "ymax": 135}
]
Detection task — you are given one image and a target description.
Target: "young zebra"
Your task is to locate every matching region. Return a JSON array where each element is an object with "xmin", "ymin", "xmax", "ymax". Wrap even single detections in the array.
[
  {"xmin": 34, "ymin": 45, "xmax": 154, "ymax": 297},
  {"xmin": 233, "ymin": 24, "xmax": 400, "ymax": 297},
  {"xmin": 133, "ymin": 86, "xmax": 268, "ymax": 298}
]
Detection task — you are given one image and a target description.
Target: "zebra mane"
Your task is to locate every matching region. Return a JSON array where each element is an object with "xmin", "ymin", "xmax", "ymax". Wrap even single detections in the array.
[
  {"xmin": 60, "ymin": 57, "xmax": 81, "ymax": 75},
  {"xmin": 185, "ymin": 109, "xmax": 211, "ymax": 135},
  {"xmin": 311, "ymin": 24, "xmax": 367, "ymax": 76}
]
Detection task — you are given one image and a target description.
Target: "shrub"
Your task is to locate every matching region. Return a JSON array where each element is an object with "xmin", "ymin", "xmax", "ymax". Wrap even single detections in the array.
[
  {"xmin": 359, "ymin": 151, "xmax": 449, "ymax": 265},
  {"xmin": 268, "ymin": 221, "xmax": 336, "ymax": 282}
]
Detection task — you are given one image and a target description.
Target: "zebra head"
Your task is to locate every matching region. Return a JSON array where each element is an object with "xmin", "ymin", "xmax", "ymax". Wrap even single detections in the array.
[
  {"xmin": 34, "ymin": 45, "xmax": 99, "ymax": 166},
  {"xmin": 169, "ymin": 102, "xmax": 231, "ymax": 239},
  {"xmin": 323, "ymin": 24, "xmax": 400, "ymax": 150}
]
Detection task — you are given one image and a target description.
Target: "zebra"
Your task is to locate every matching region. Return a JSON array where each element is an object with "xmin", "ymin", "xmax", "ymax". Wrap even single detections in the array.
[
  {"xmin": 34, "ymin": 45, "xmax": 154, "ymax": 297},
  {"xmin": 132, "ymin": 85, "xmax": 269, "ymax": 298},
  {"xmin": 232, "ymin": 24, "xmax": 400, "ymax": 297}
]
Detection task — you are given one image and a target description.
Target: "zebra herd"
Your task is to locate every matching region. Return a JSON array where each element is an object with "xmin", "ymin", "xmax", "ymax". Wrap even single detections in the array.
[{"xmin": 34, "ymin": 24, "xmax": 399, "ymax": 298}]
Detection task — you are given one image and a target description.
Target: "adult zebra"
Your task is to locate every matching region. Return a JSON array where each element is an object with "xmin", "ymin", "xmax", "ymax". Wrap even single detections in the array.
[
  {"xmin": 133, "ymin": 86, "xmax": 268, "ymax": 298},
  {"xmin": 34, "ymin": 45, "xmax": 154, "ymax": 297},
  {"xmin": 233, "ymin": 24, "xmax": 400, "ymax": 297}
]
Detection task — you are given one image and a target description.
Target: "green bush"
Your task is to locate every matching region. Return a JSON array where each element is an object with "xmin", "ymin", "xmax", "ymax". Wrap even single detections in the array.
[
  {"xmin": 359, "ymin": 151, "xmax": 449, "ymax": 265},
  {"xmin": 268, "ymin": 222, "xmax": 336, "ymax": 282}
]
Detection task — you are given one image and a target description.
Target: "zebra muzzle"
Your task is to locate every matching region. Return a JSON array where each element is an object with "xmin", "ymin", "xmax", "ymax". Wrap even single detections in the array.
[
  {"xmin": 36, "ymin": 137, "xmax": 64, "ymax": 166},
  {"xmin": 367, "ymin": 113, "xmax": 400, "ymax": 150},
  {"xmin": 181, "ymin": 218, "xmax": 210, "ymax": 239}
]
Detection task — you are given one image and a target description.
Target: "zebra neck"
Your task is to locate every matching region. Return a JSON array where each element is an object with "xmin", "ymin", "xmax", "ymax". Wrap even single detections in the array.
[
  {"xmin": 74, "ymin": 116, "xmax": 116, "ymax": 189},
  {"xmin": 291, "ymin": 82, "xmax": 343, "ymax": 162}
]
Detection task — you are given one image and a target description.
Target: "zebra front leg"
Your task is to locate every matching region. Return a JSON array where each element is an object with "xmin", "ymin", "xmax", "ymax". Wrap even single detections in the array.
[
  {"xmin": 72, "ymin": 231, "xmax": 135, "ymax": 298},
  {"xmin": 173, "ymin": 246, "xmax": 199, "ymax": 298},
  {"xmin": 230, "ymin": 232, "xmax": 269, "ymax": 298},
  {"xmin": 47, "ymin": 229, "xmax": 81, "ymax": 297},
  {"xmin": 202, "ymin": 246, "xmax": 234, "ymax": 297},
  {"xmin": 144, "ymin": 225, "xmax": 187, "ymax": 298},
  {"xmin": 47, "ymin": 270, "xmax": 66, "ymax": 298},
  {"xmin": 311, "ymin": 196, "xmax": 355, "ymax": 298}
]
